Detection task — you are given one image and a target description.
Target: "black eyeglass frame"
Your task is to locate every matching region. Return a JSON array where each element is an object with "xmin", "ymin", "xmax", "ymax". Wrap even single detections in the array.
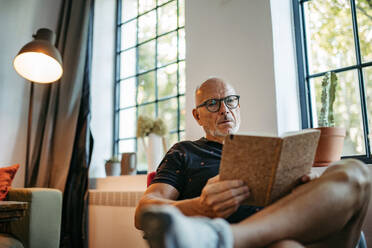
[{"xmin": 196, "ymin": 95, "xmax": 240, "ymax": 113}]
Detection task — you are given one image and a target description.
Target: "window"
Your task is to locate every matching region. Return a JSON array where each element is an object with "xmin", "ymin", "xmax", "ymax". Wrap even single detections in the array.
[
  {"xmin": 293, "ymin": 0, "xmax": 372, "ymax": 162},
  {"xmin": 115, "ymin": 0, "xmax": 186, "ymax": 171}
]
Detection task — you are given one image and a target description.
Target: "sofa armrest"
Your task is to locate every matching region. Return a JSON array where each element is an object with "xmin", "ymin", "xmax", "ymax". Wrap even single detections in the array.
[{"xmin": 6, "ymin": 188, "xmax": 62, "ymax": 248}]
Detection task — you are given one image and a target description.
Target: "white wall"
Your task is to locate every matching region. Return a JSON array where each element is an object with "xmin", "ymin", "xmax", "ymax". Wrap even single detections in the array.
[
  {"xmin": 270, "ymin": 0, "xmax": 301, "ymax": 135},
  {"xmin": 185, "ymin": 0, "xmax": 280, "ymax": 141},
  {"xmin": 0, "ymin": 0, "xmax": 61, "ymax": 187},
  {"xmin": 89, "ymin": 0, "xmax": 116, "ymax": 178}
]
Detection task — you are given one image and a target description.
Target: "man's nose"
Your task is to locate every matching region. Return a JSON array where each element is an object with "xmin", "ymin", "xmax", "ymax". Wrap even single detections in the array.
[{"xmin": 219, "ymin": 101, "xmax": 229, "ymax": 114}]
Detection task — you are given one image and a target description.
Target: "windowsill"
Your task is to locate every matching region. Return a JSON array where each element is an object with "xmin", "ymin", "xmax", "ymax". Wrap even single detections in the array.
[
  {"xmin": 88, "ymin": 175, "xmax": 147, "ymax": 207},
  {"xmin": 89, "ymin": 174, "xmax": 147, "ymax": 191}
]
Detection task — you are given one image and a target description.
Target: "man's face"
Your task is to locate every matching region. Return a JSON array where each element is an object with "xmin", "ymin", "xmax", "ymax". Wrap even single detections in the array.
[{"xmin": 193, "ymin": 80, "xmax": 241, "ymax": 143}]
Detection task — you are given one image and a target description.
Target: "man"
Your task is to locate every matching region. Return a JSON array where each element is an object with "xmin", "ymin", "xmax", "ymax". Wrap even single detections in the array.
[{"xmin": 135, "ymin": 78, "xmax": 371, "ymax": 248}]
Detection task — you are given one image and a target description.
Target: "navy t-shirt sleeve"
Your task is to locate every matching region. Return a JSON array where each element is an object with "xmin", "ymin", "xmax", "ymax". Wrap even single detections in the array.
[{"xmin": 150, "ymin": 143, "xmax": 187, "ymax": 193}]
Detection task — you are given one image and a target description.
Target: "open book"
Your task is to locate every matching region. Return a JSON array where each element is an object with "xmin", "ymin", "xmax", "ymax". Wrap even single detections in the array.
[{"xmin": 219, "ymin": 129, "xmax": 320, "ymax": 207}]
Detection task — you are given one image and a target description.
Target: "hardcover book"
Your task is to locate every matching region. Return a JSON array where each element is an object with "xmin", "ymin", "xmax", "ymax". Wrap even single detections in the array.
[{"xmin": 219, "ymin": 129, "xmax": 320, "ymax": 207}]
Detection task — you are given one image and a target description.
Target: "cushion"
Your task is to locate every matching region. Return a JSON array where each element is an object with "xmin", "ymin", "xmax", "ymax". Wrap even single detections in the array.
[
  {"xmin": 147, "ymin": 171, "xmax": 157, "ymax": 187},
  {"xmin": 0, "ymin": 164, "xmax": 19, "ymax": 200}
]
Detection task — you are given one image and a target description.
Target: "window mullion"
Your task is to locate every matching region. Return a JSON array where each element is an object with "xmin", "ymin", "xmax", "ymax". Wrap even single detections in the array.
[
  {"xmin": 155, "ymin": 0, "xmax": 159, "ymax": 118},
  {"xmin": 176, "ymin": 0, "xmax": 181, "ymax": 140},
  {"xmin": 350, "ymin": 0, "xmax": 370, "ymax": 157},
  {"xmin": 114, "ymin": 0, "xmax": 122, "ymax": 156},
  {"xmin": 135, "ymin": 0, "xmax": 140, "ymax": 156}
]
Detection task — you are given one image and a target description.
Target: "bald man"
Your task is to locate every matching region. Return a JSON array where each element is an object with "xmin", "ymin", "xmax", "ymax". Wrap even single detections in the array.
[
  {"xmin": 135, "ymin": 78, "xmax": 371, "ymax": 248},
  {"xmin": 135, "ymin": 78, "xmax": 256, "ymax": 226}
]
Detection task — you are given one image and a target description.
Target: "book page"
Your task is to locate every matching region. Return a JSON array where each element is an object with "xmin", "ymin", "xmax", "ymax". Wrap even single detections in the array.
[{"xmin": 270, "ymin": 130, "xmax": 320, "ymax": 203}]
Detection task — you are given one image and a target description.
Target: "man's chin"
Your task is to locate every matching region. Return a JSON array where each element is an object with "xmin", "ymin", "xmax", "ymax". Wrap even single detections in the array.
[{"xmin": 216, "ymin": 128, "xmax": 236, "ymax": 136}]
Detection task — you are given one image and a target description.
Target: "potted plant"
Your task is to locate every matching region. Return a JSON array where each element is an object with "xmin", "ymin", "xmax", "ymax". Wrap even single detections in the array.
[
  {"xmin": 105, "ymin": 156, "xmax": 121, "ymax": 176},
  {"xmin": 313, "ymin": 71, "xmax": 346, "ymax": 167},
  {"xmin": 137, "ymin": 115, "xmax": 168, "ymax": 172}
]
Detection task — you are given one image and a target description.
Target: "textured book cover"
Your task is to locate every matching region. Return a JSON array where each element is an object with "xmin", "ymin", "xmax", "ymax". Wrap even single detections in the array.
[{"xmin": 219, "ymin": 129, "xmax": 320, "ymax": 207}]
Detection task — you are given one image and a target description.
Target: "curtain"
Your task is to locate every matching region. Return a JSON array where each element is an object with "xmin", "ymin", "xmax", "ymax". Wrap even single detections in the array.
[
  {"xmin": 26, "ymin": 0, "xmax": 94, "ymax": 247},
  {"xmin": 60, "ymin": 0, "xmax": 94, "ymax": 246}
]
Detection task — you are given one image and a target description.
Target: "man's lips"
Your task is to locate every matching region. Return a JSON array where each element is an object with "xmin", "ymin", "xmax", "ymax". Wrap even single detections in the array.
[{"xmin": 218, "ymin": 120, "xmax": 233, "ymax": 125}]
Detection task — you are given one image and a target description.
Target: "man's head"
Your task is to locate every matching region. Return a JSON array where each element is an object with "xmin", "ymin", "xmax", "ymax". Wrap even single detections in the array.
[{"xmin": 192, "ymin": 78, "xmax": 241, "ymax": 143}]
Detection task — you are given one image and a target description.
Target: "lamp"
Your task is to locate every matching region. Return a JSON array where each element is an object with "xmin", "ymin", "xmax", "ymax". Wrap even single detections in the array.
[
  {"xmin": 13, "ymin": 28, "xmax": 63, "ymax": 83},
  {"xmin": 13, "ymin": 28, "xmax": 63, "ymax": 185}
]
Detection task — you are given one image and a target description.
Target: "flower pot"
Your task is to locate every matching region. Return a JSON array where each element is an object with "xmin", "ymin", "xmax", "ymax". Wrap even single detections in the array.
[
  {"xmin": 105, "ymin": 161, "xmax": 121, "ymax": 176},
  {"xmin": 313, "ymin": 127, "xmax": 346, "ymax": 167}
]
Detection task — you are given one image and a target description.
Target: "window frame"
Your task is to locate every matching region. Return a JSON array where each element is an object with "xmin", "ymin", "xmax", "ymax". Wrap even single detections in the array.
[
  {"xmin": 292, "ymin": 0, "xmax": 372, "ymax": 163},
  {"xmin": 114, "ymin": 0, "xmax": 186, "ymax": 173}
]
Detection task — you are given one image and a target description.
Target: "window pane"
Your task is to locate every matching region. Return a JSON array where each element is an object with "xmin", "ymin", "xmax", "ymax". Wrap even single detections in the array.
[
  {"xmin": 122, "ymin": 0, "xmax": 137, "ymax": 23},
  {"xmin": 119, "ymin": 108, "xmax": 136, "ymax": 138},
  {"xmin": 120, "ymin": 78, "xmax": 136, "ymax": 108},
  {"xmin": 120, "ymin": 48, "xmax": 136, "ymax": 79},
  {"xmin": 157, "ymin": 31, "xmax": 177, "ymax": 67},
  {"xmin": 158, "ymin": 0, "xmax": 170, "ymax": 5},
  {"xmin": 138, "ymin": 40, "xmax": 155, "ymax": 72},
  {"xmin": 179, "ymin": 61, "xmax": 185, "ymax": 94},
  {"xmin": 137, "ymin": 71, "xmax": 155, "ymax": 104},
  {"xmin": 180, "ymin": 131, "xmax": 185, "ymax": 140},
  {"xmin": 356, "ymin": 0, "xmax": 372, "ymax": 63},
  {"xmin": 139, "ymin": 0, "xmax": 156, "ymax": 14},
  {"xmin": 363, "ymin": 67, "xmax": 372, "ymax": 151},
  {"xmin": 304, "ymin": 0, "xmax": 356, "ymax": 74},
  {"xmin": 157, "ymin": 64, "xmax": 177, "ymax": 99},
  {"xmin": 164, "ymin": 132, "xmax": 178, "ymax": 150},
  {"xmin": 138, "ymin": 103, "xmax": 155, "ymax": 118},
  {"xmin": 179, "ymin": 28, "xmax": 186, "ymax": 60},
  {"xmin": 159, "ymin": 98, "xmax": 178, "ymax": 131},
  {"xmin": 179, "ymin": 0, "xmax": 185, "ymax": 27},
  {"xmin": 121, "ymin": 19, "xmax": 137, "ymax": 50},
  {"xmin": 158, "ymin": 1, "xmax": 177, "ymax": 35},
  {"xmin": 119, "ymin": 139, "xmax": 136, "ymax": 153},
  {"xmin": 311, "ymin": 70, "xmax": 365, "ymax": 155},
  {"xmin": 180, "ymin": 96, "xmax": 185, "ymax": 130},
  {"xmin": 138, "ymin": 10, "xmax": 156, "ymax": 43}
]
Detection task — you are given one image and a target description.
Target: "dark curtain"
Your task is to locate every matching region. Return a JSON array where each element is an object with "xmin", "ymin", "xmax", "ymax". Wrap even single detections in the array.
[{"xmin": 59, "ymin": 0, "xmax": 94, "ymax": 247}]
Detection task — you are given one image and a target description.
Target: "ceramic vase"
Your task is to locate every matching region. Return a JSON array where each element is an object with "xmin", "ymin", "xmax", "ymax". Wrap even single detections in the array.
[{"xmin": 146, "ymin": 133, "xmax": 163, "ymax": 172}]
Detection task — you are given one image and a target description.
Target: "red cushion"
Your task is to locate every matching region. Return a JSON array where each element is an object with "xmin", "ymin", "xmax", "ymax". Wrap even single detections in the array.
[
  {"xmin": 147, "ymin": 171, "xmax": 157, "ymax": 188},
  {"xmin": 0, "ymin": 164, "xmax": 19, "ymax": 200}
]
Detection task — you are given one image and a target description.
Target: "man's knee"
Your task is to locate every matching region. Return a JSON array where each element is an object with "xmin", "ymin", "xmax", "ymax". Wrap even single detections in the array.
[{"xmin": 324, "ymin": 159, "xmax": 371, "ymax": 205}]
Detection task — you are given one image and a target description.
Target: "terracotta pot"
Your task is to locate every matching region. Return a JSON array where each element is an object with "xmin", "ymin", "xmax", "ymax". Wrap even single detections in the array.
[
  {"xmin": 105, "ymin": 161, "xmax": 121, "ymax": 176},
  {"xmin": 313, "ymin": 127, "xmax": 346, "ymax": 167}
]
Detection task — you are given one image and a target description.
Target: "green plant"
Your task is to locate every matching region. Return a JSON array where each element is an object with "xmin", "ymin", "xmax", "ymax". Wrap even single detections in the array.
[
  {"xmin": 137, "ymin": 115, "xmax": 167, "ymax": 137},
  {"xmin": 105, "ymin": 156, "xmax": 121, "ymax": 163},
  {"xmin": 318, "ymin": 71, "xmax": 338, "ymax": 127}
]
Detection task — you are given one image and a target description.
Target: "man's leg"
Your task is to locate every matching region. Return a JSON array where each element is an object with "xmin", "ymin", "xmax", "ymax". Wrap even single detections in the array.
[
  {"xmin": 231, "ymin": 159, "xmax": 371, "ymax": 248},
  {"xmin": 267, "ymin": 240, "xmax": 305, "ymax": 248},
  {"xmin": 140, "ymin": 159, "xmax": 370, "ymax": 248}
]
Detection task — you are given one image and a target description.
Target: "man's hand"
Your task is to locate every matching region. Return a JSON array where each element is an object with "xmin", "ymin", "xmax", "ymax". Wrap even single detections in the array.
[
  {"xmin": 198, "ymin": 175, "xmax": 250, "ymax": 218},
  {"xmin": 300, "ymin": 170, "xmax": 320, "ymax": 184}
]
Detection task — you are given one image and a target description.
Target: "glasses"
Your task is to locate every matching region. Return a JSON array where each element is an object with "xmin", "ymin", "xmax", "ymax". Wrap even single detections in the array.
[{"xmin": 196, "ymin": 95, "xmax": 240, "ymax": 113}]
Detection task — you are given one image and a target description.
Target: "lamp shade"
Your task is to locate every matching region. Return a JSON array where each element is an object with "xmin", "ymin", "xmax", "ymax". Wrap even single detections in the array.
[{"xmin": 13, "ymin": 28, "xmax": 63, "ymax": 83}]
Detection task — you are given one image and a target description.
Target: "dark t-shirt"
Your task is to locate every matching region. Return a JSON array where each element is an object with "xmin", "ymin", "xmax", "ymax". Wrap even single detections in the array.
[{"xmin": 151, "ymin": 137, "xmax": 262, "ymax": 223}]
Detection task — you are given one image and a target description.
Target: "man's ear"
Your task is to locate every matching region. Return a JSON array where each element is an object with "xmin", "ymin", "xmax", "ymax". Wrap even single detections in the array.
[{"xmin": 192, "ymin": 108, "xmax": 202, "ymax": 125}]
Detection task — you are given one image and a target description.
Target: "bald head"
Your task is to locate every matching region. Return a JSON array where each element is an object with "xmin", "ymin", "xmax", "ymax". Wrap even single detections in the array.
[
  {"xmin": 194, "ymin": 78, "xmax": 236, "ymax": 106},
  {"xmin": 192, "ymin": 77, "xmax": 240, "ymax": 143},
  {"xmin": 195, "ymin": 78, "xmax": 237, "ymax": 106}
]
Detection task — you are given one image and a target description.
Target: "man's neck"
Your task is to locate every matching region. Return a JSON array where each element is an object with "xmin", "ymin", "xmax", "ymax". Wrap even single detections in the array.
[{"xmin": 205, "ymin": 134, "xmax": 225, "ymax": 144}]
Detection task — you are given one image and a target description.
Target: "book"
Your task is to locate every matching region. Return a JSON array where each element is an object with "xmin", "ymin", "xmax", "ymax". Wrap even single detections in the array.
[{"xmin": 219, "ymin": 129, "xmax": 320, "ymax": 207}]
